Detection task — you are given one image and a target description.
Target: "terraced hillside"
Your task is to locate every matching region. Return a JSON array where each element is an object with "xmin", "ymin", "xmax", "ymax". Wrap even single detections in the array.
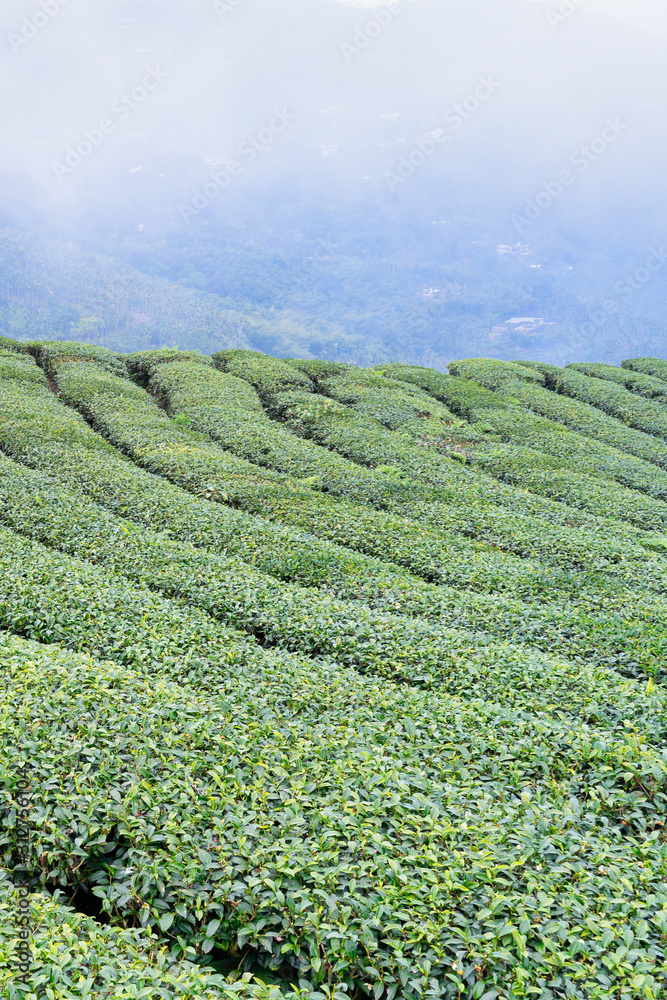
[{"xmin": 1, "ymin": 338, "xmax": 667, "ymax": 1000}]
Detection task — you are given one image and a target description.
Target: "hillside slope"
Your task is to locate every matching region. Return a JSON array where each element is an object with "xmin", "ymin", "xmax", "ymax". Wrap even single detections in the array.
[{"xmin": 1, "ymin": 339, "xmax": 667, "ymax": 999}]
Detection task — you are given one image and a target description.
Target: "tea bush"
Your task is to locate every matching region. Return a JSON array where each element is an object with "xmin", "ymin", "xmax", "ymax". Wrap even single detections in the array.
[
  {"xmin": 1, "ymin": 342, "xmax": 667, "ymax": 999},
  {"xmin": 568, "ymin": 363, "xmax": 667, "ymax": 402},
  {"xmin": 0, "ymin": 864, "xmax": 270, "ymax": 999},
  {"xmin": 386, "ymin": 366, "xmax": 667, "ymax": 516},
  {"xmin": 623, "ymin": 357, "xmax": 667, "ymax": 382},
  {"xmin": 28, "ymin": 340, "xmax": 128, "ymax": 380},
  {"xmin": 2, "ymin": 629, "xmax": 667, "ymax": 998},
  {"xmin": 213, "ymin": 350, "xmax": 314, "ymax": 398},
  {"xmin": 519, "ymin": 362, "xmax": 667, "ymax": 439}
]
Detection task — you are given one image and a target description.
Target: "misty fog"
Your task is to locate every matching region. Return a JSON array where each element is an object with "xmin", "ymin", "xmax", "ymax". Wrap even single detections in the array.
[{"xmin": 1, "ymin": 0, "xmax": 667, "ymax": 365}]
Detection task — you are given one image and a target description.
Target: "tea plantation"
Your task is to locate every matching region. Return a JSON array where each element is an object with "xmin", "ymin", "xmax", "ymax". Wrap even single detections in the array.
[{"xmin": 1, "ymin": 338, "xmax": 667, "ymax": 1000}]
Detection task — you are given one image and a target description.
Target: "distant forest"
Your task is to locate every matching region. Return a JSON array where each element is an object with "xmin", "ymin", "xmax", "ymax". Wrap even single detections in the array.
[{"xmin": 1, "ymin": 203, "xmax": 666, "ymax": 367}]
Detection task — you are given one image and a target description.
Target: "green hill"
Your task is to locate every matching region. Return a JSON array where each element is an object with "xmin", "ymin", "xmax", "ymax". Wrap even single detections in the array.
[{"xmin": 1, "ymin": 338, "xmax": 667, "ymax": 1000}]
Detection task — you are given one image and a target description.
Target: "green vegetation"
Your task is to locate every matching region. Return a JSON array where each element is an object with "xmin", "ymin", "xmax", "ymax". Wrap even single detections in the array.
[
  {"xmin": 2, "ymin": 337, "xmax": 667, "ymax": 999},
  {"xmin": 623, "ymin": 358, "xmax": 667, "ymax": 382},
  {"xmin": 568, "ymin": 363, "xmax": 667, "ymax": 403},
  {"xmin": 518, "ymin": 361, "xmax": 667, "ymax": 440}
]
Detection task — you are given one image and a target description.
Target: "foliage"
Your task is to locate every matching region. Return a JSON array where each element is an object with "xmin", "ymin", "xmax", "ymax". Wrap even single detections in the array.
[
  {"xmin": 1, "ymin": 343, "xmax": 667, "ymax": 997},
  {"xmin": 568, "ymin": 363, "xmax": 667, "ymax": 403},
  {"xmin": 518, "ymin": 362, "xmax": 667, "ymax": 440},
  {"xmin": 623, "ymin": 358, "xmax": 667, "ymax": 382},
  {"xmin": 0, "ymin": 336, "xmax": 31, "ymax": 355},
  {"xmin": 0, "ymin": 868, "xmax": 272, "ymax": 999},
  {"xmin": 28, "ymin": 340, "xmax": 129, "ymax": 380},
  {"xmin": 447, "ymin": 358, "xmax": 544, "ymax": 390},
  {"xmin": 127, "ymin": 348, "xmax": 215, "ymax": 382},
  {"xmin": 213, "ymin": 351, "xmax": 314, "ymax": 399}
]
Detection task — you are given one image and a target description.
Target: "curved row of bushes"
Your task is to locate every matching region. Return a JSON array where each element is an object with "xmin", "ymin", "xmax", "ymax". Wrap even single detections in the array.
[
  {"xmin": 623, "ymin": 357, "xmax": 667, "ymax": 382},
  {"xmin": 213, "ymin": 349, "xmax": 314, "ymax": 398},
  {"xmin": 0, "ymin": 370, "xmax": 588, "ymax": 613},
  {"xmin": 376, "ymin": 362, "xmax": 667, "ymax": 470},
  {"xmin": 518, "ymin": 362, "xmax": 667, "ymax": 440},
  {"xmin": 11, "ymin": 347, "xmax": 667, "ymax": 610},
  {"xmin": 3, "ymin": 444, "xmax": 667, "ymax": 679},
  {"xmin": 28, "ymin": 355, "xmax": 631, "ymax": 593},
  {"xmin": 206, "ymin": 351, "xmax": 659, "ymax": 540},
  {"xmin": 271, "ymin": 389, "xmax": 667, "ymax": 582},
  {"xmin": 1, "ymin": 555, "xmax": 666, "ymax": 998},
  {"xmin": 315, "ymin": 368, "xmax": 458, "ymax": 431},
  {"xmin": 144, "ymin": 358, "xmax": 415, "ymax": 507},
  {"xmin": 0, "ymin": 847, "xmax": 259, "ymax": 1000},
  {"xmin": 384, "ymin": 367, "xmax": 667, "ymax": 516},
  {"xmin": 568, "ymin": 362, "xmax": 667, "ymax": 402},
  {"xmin": 0, "ymin": 450, "xmax": 588, "ymax": 693}
]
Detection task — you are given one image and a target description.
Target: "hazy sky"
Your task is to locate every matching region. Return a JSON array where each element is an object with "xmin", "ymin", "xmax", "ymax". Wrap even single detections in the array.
[
  {"xmin": 336, "ymin": 0, "xmax": 667, "ymax": 37},
  {"xmin": 2, "ymin": 0, "xmax": 666, "ymax": 245}
]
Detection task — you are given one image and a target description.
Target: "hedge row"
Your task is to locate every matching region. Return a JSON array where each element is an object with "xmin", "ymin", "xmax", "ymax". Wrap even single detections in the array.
[
  {"xmin": 7, "ymin": 382, "xmax": 667, "ymax": 680},
  {"xmin": 0, "ymin": 336, "xmax": 31, "ymax": 355},
  {"xmin": 143, "ymin": 357, "xmax": 412, "ymax": 506},
  {"xmin": 447, "ymin": 358, "xmax": 544, "ymax": 390},
  {"xmin": 10, "ymin": 350, "xmax": 667, "ymax": 600},
  {"xmin": 518, "ymin": 362, "xmax": 667, "ymax": 440},
  {"xmin": 0, "ymin": 351, "xmax": 49, "ymax": 387},
  {"xmin": 213, "ymin": 350, "xmax": 314, "ymax": 398},
  {"xmin": 28, "ymin": 358, "xmax": 612, "ymax": 597},
  {"xmin": 210, "ymin": 353, "xmax": 631, "ymax": 539},
  {"xmin": 0, "ymin": 450, "xmax": 591, "ymax": 691},
  {"xmin": 568, "ymin": 363, "xmax": 667, "ymax": 403},
  {"xmin": 316, "ymin": 368, "xmax": 458, "ymax": 431},
  {"xmin": 40, "ymin": 345, "xmax": 658, "ymax": 562},
  {"xmin": 127, "ymin": 348, "xmax": 216, "ymax": 380},
  {"xmin": 495, "ymin": 379, "xmax": 667, "ymax": 470},
  {"xmin": 623, "ymin": 357, "xmax": 667, "ymax": 382},
  {"xmin": 2, "ymin": 621, "xmax": 667, "ymax": 998},
  {"xmin": 271, "ymin": 389, "xmax": 667, "ymax": 584},
  {"xmin": 30, "ymin": 352, "xmax": 667, "ymax": 599},
  {"xmin": 28, "ymin": 340, "xmax": 128, "ymax": 380},
  {"xmin": 3, "ymin": 446, "xmax": 667, "ymax": 678},
  {"xmin": 380, "ymin": 367, "xmax": 667, "ymax": 517},
  {"xmin": 285, "ymin": 359, "xmax": 354, "ymax": 382},
  {"xmin": 0, "ymin": 373, "xmax": 491, "ymax": 602},
  {"xmin": 0, "ymin": 868, "xmax": 275, "ymax": 1000},
  {"xmin": 392, "ymin": 361, "xmax": 667, "ymax": 500}
]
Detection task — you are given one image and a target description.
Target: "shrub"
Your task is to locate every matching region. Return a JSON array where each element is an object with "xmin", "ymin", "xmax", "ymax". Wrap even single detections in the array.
[
  {"xmin": 447, "ymin": 357, "xmax": 544, "ymax": 389},
  {"xmin": 318, "ymin": 368, "xmax": 457, "ymax": 430},
  {"xmin": 127, "ymin": 347, "xmax": 215, "ymax": 383},
  {"xmin": 0, "ymin": 350, "xmax": 48, "ymax": 386},
  {"xmin": 213, "ymin": 350, "xmax": 314, "ymax": 398},
  {"xmin": 568, "ymin": 361, "xmax": 667, "ymax": 402},
  {"xmin": 0, "ymin": 336, "xmax": 31, "ymax": 355},
  {"xmin": 622, "ymin": 356, "xmax": 667, "ymax": 382},
  {"xmin": 519, "ymin": 361, "xmax": 667, "ymax": 439},
  {"xmin": 28, "ymin": 340, "xmax": 128, "ymax": 380},
  {"xmin": 0, "ymin": 864, "xmax": 260, "ymax": 999},
  {"xmin": 2, "ymin": 629, "xmax": 667, "ymax": 997}
]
